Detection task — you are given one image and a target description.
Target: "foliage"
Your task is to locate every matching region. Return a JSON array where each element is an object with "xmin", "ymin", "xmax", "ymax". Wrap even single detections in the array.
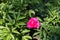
[{"xmin": 0, "ymin": 0, "xmax": 60, "ymax": 40}]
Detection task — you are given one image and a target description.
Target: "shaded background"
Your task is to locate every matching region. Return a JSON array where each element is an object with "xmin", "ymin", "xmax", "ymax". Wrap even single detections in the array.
[{"xmin": 0, "ymin": 0, "xmax": 60, "ymax": 40}]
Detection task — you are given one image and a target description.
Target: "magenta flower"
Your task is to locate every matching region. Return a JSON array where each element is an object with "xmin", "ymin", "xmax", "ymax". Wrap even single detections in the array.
[{"xmin": 27, "ymin": 17, "xmax": 40, "ymax": 29}]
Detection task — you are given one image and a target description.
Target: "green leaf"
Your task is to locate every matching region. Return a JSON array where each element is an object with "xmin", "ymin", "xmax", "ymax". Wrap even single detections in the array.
[
  {"xmin": 10, "ymin": 34, "xmax": 15, "ymax": 40},
  {"xmin": 16, "ymin": 13, "xmax": 20, "ymax": 21},
  {"xmin": 33, "ymin": 32, "xmax": 40, "ymax": 36},
  {"xmin": 37, "ymin": 17, "xmax": 43, "ymax": 22},
  {"xmin": 6, "ymin": 35, "xmax": 11, "ymax": 40},
  {"xmin": 0, "ymin": 19, "xmax": 3, "ymax": 24},
  {"xmin": 18, "ymin": 16, "xmax": 26, "ymax": 20},
  {"xmin": 43, "ymin": 30, "xmax": 47, "ymax": 40},
  {"xmin": 12, "ymin": 30, "xmax": 20, "ymax": 34},
  {"xmin": 21, "ymin": 29, "xmax": 30, "ymax": 34},
  {"xmin": 7, "ymin": 15, "xmax": 12, "ymax": 21},
  {"xmin": 22, "ymin": 36, "xmax": 32, "ymax": 40},
  {"xmin": 0, "ymin": 26, "xmax": 5, "ymax": 29},
  {"xmin": 16, "ymin": 22, "xmax": 26, "ymax": 26},
  {"xmin": 29, "ymin": 10, "xmax": 35, "ymax": 17},
  {"xmin": 0, "ymin": 3, "xmax": 6, "ymax": 10},
  {"xmin": 21, "ymin": 0, "xmax": 23, "ymax": 4},
  {"xmin": 13, "ymin": 13, "xmax": 16, "ymax": 19}
]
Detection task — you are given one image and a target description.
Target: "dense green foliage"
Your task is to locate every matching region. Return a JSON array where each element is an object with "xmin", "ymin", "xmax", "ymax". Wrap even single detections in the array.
[{"xmin": 0, "ymin": 0, "xmax": 60, "ymax": 40}]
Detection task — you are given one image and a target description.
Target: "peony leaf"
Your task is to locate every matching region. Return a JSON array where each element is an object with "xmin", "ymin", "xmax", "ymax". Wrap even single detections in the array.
[{"xmin": 21, "ymin": 29, "xmax": 30, "ymax": 34}]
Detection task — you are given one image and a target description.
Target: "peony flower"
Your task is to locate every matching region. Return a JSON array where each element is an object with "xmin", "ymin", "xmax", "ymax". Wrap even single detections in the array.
[{"xmin": 27, "ymin": 17, "xmax": 40, "ymax": 29}]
